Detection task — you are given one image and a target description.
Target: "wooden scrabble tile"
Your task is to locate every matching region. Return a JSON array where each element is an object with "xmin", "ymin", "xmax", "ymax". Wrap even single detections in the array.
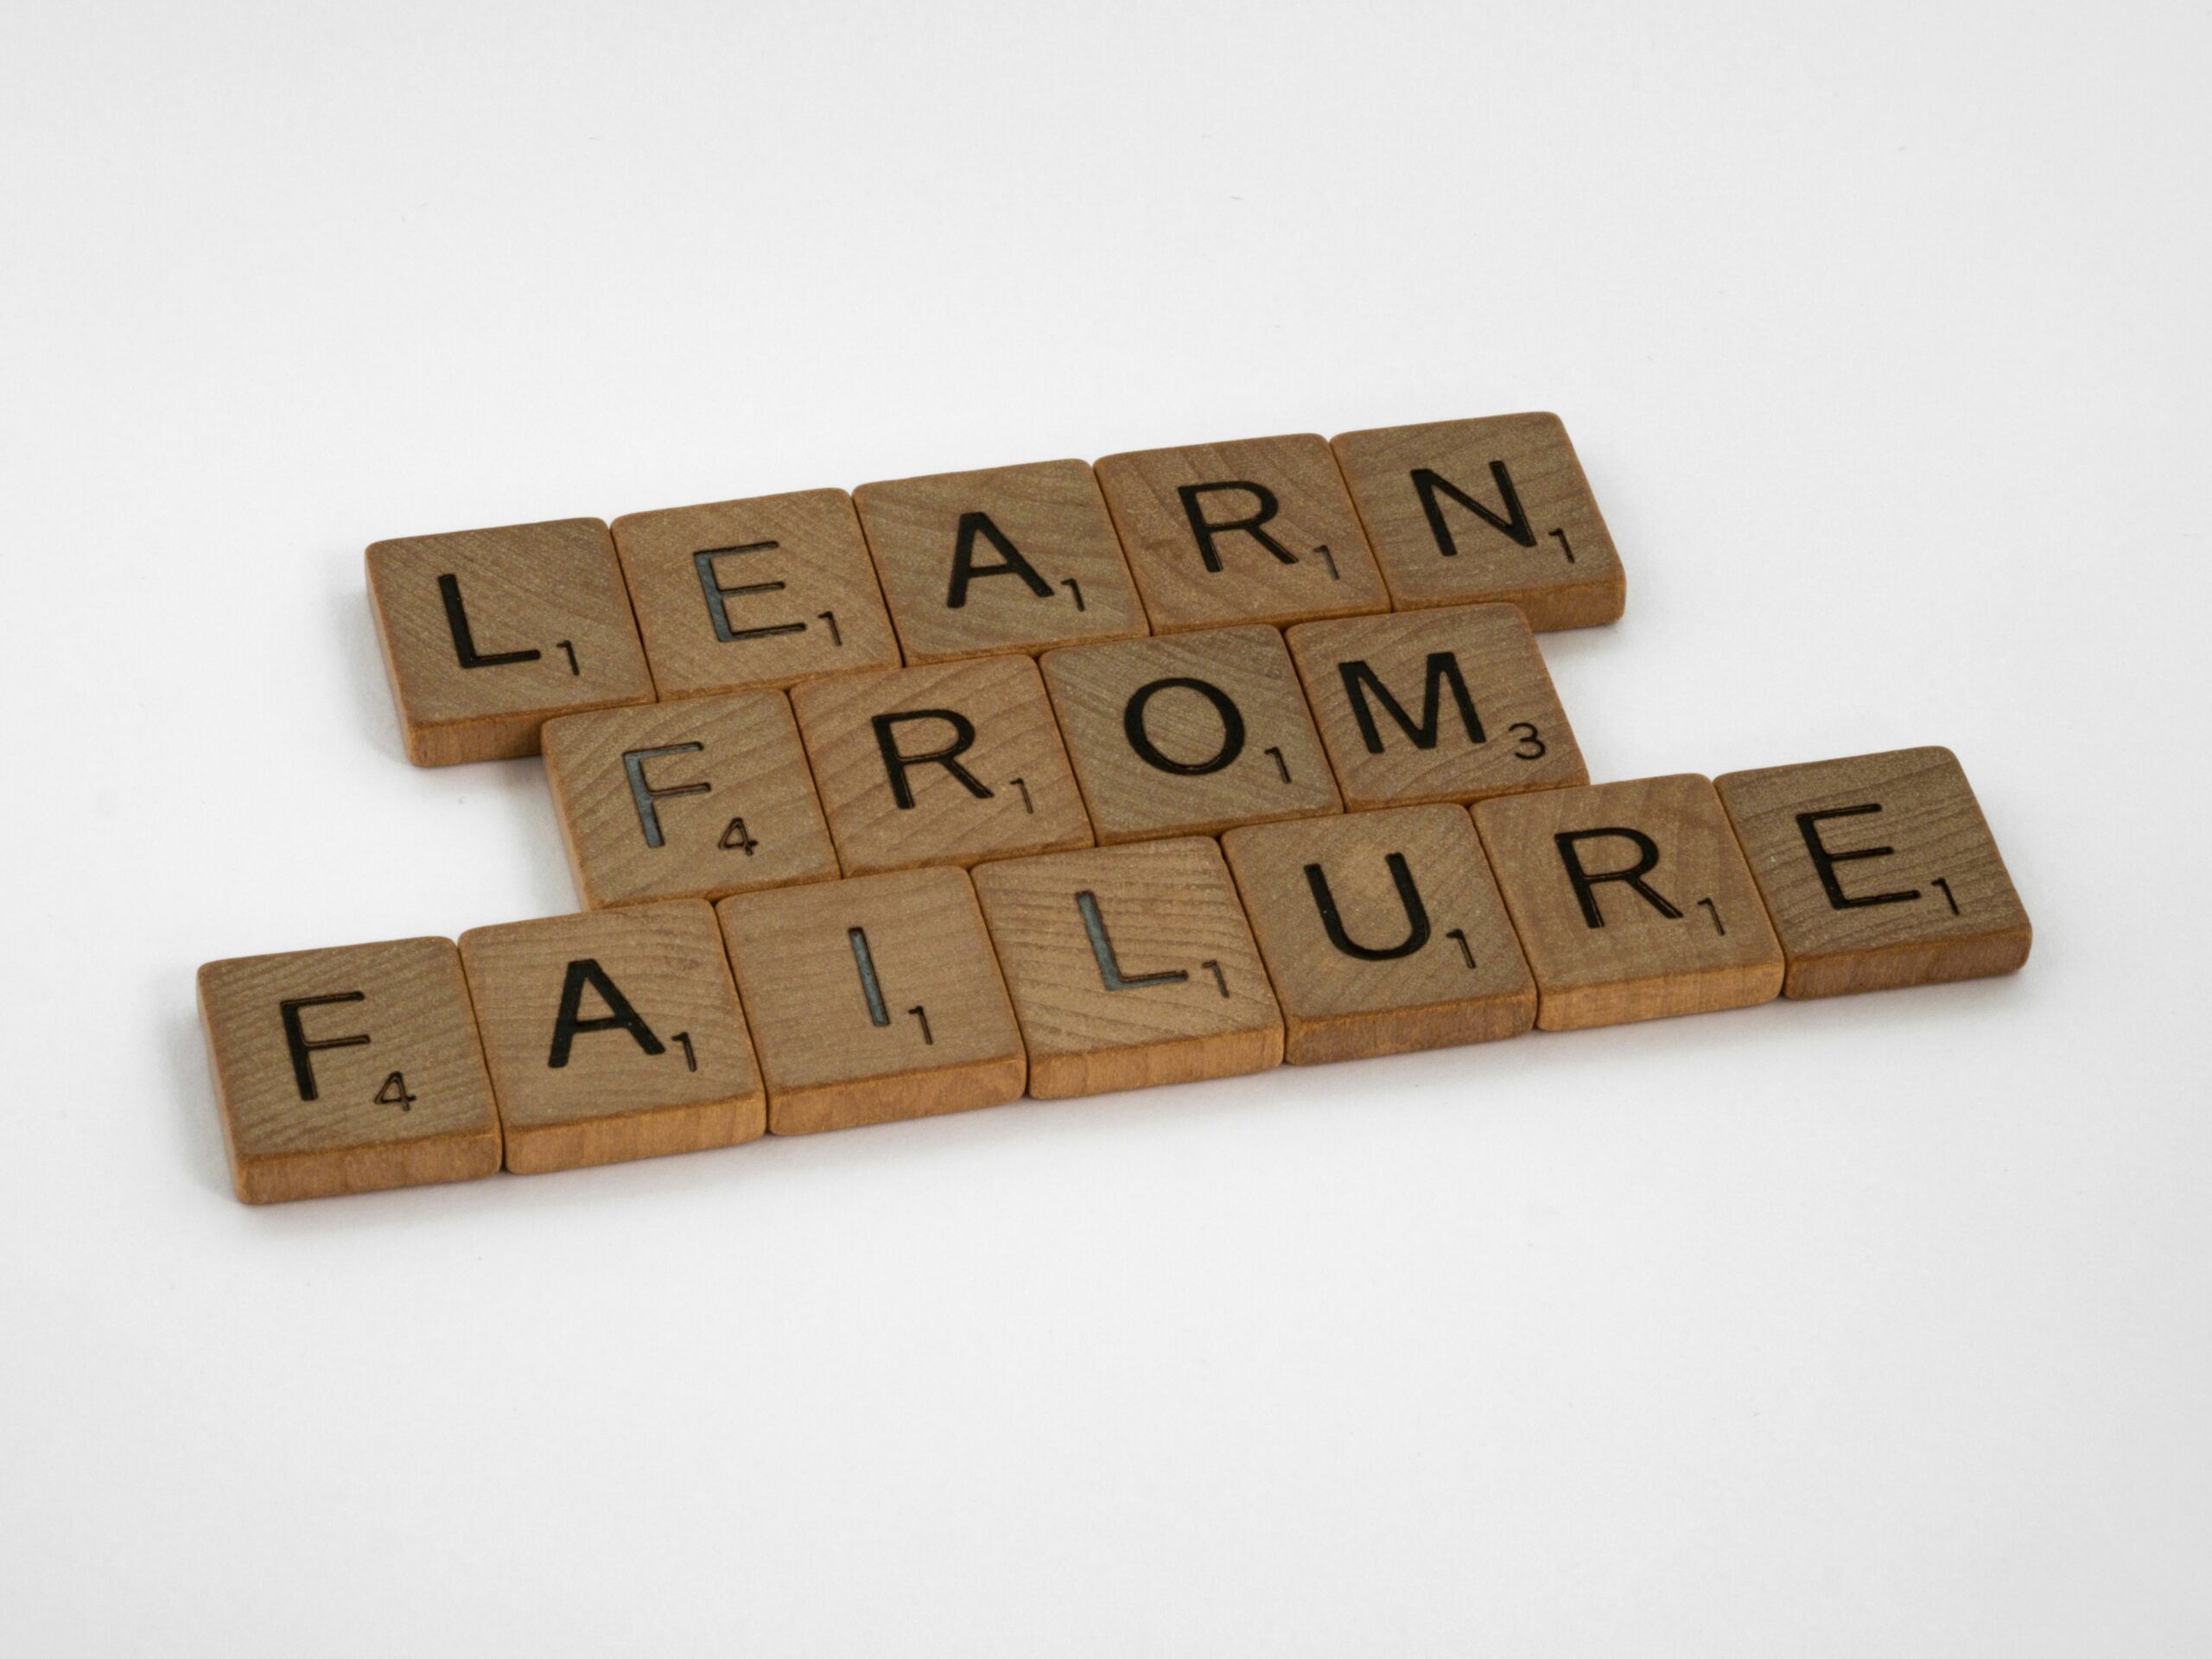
[
  {"xmin": 1332, "ymin": 413, "xmax": 1626, "ymax": 629},
  {"xmin": 791, "ymin": 655, "xmax": 1091, "ymax": 875},
  {"xmin": 457, "ymin": 900, "xmax": 764, "ymax": 1173},
  {"xmin": 610, "ymin": 489, "xmax": 900, "ymax": 698},
  {"xmin": 197, "ymin": 937, "xmax": 501, "ymax": 1203},
  {"xmin": 716, "ymin": 868, "xmax": 1026, "ymax": 1134},
  {"xmin": 1221, "ymin": 805, "xmax": 1535, "ymax": 1064},
  {"xmin": 853, "ymin": 460, "xmax": 1148, "ymax": 664},
  {"xmin": 542, "ymin": 690, "xmax": 838, "ymax": 910},
  {"xmin": 1093, "ymin": 434, "xmax": 1389, "ymax": 632},
  {"xmin": 971, "ymin": 838, "xmax": 1282, "ymax": 1098},
  {"xmin": 1286, "ymin": 602, "xmax": 1587, "ymax": 810},
  {"xmin": 366, "ymin": 517, "xmax": 654, "ymax": 766},
  {"xmin": 1715, "ymin": 747, "xmax": 2031, "ymax": 998},
  {"xmin": 1474, "ymin": 775, "xmax": 1784, "ymax": 1030},
  {"xmin": 1039, "ymin": 625, "xmax": 1340, "ymax": 842}
]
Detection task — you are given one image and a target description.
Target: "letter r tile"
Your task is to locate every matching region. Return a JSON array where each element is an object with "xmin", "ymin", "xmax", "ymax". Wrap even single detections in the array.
[
  {"xmin": 971, "ymin": 838, "xmax": 1282, "ymax": 1098},
  {"xmin": 1715, "ymin": 747, "xmax": 2031, "ymax": 997},
  {"xmin": 197, "ymin": 937, "xmax": 502, "ymax": 1203},
  {"xmin": 366, "ymin": 517, "xmax": 654, "ymax": 766},
  {"xmin": 542, "ymin": 689, "xmax": 839, "ymax": 910},
  {"xmin": 791, "ymin": 656, "xmax": 1092, "ymax": 876},
  {"xmin": 1287, "ymin": 602, "xmax": 1586, "ymax": 810},
  {"xmin": 1474, "ymin": 775, "xmax": 1783, "ymax": 1030},
  {"xmin": 854, "ymin": 460, "xmax": 1147, "ymax": 664},
  {"xmin": 1093, "ymin": 434, "xmax": 1389, "ymax": 632},
  {"xmin": 610, "ymin": 489, "xmax": 900, "ymax": 699}
]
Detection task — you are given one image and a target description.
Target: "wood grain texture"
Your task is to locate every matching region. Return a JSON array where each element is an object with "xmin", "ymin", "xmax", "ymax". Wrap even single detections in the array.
[
  {"xmin": 1093, "ymin": 434, "xmax": 1389, "ymax": 632},
  {"xmin": 1715, "ymin": 746, "xmax": 2031, "ymax": 998},
  {"xmin": 716, "ymin": 867, "xmax": 1027, "ymax": 1134},
  {"xmin": 1221, "ymin": 805, "xmax": 1535, "ymax": 1064},
  {"xmin": 854, "ymin": 460, "xmax": 1147, "ymax": 664},
  {"xmin": 458, "ymin": 900, "xmax": 764, "ymax": 1173},
  {"xmin": 610, "ymin": 489, "xmax": 899, "ymax": 698},
  {"xmin": 1332, "ymin": 413, "xmax": 1625, "ymax": 629},
  {"xmin": 542, "ymin": 689, "xmax": 839, "ymax": 909},
  {"xmin": 1040, "ymin": 624, "xmax": 1340, "ymax": 842},
  {"xmin": 971, "ymin": 838, "xmax": 1282, "ymax": 1099},
  {"xmin": 791, "ymin": 655, "xmax": 1092, "ymax": 875},
  {"xmin": 1287, "ymin": 602, "xmax": 1587, "ymax": 809},
  {"xmin": 1475, "ymin": 775, "xmax": 1784, "ymax": 1030},
  {"xmin": 366, "ymin": 517, "xmax": 653, "ymax": 766},
  {"xmin": 197, "ymin": 937, "xmax": 501, "ymax": 1203}
]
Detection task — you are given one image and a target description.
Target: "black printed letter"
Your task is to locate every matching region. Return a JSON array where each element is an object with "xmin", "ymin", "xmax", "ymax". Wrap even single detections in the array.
[
  {"xmin": 1411, "ymin": 462, "xmax": 1535, "ymax": 556},
  {"xmin": 438, "ymin": 574, "xmax": 540, "ymax": 669},
  {"xmin": 872, "ymin": 710, "xmax": 994, "ymax": 808},
  {"xmin": 1176, "ymin": 481, "xmax": 1298, "ymax": 571},
  {"xmin": 1304, "ymin": 854, "xmax": 1432, "ymax": 961},
  {"xmin": 946, "ymin": 512, "xmax": 1054, "ymax": 608},
  {"xmin": 1337, "ymin": 654, "xmax": 1485, "ymax": 753},
  {"xmin": 1796, "ymin": 804, "xmax": 1921, "ymax": 911},
  {"xmin": 547, "ymin": 958, "xmax": 665, "ymax": 1068},
  {"xmin": 1554, "ymin": 829, "xmax": 1682, "ymax": 928},
  {"xmin": 1122, "ymin": 677, "xmax": 1247, "ymax": 776}
]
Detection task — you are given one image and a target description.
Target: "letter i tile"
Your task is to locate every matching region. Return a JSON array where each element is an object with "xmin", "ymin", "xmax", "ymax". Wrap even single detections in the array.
[{"xmin": 716, "ymin": 868, "xmax": 1027, "ymax": 1133}]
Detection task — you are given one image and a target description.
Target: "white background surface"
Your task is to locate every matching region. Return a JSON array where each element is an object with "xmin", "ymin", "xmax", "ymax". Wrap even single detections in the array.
[{"xmin": 3, "ymin": 2, "xmax": 2207, "ymax": 1652}]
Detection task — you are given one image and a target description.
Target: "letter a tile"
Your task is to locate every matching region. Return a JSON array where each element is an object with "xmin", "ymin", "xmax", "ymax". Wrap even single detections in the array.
[
  {"xmin": 1287, "ymin": 602, "xmax": 1587, "ymax": 809},
  {"xmin": 610, "ymin": 489, "xmax": 900, "ymax": 699},
  {"xmin": 1040, "ymin": 625, "xmax": 1340, "ymax": 842},
  {"xmin": 1715, "ymin": 747, "xmax": 2031, "ymax": 997},
  {"xmin": 198, "ymin": 937, "xmax": 502, "ymax": 1203},
  {"xmin": 1332, "ymin": 413, "xmax": 1626, "ymax": 629},
  {"xmin": 458, "ymin": 900, "xmax": 765, "ymax": 1173},
  {"xmin": 1222, "ymin": 805, "xmax": 1535, "ymax": 1063},
  {"xmin": 854, "ymin": 461, "xmax": 1147, "ymax": 664},
  {"xmin": 366, "ymin": 517, "xmax": 654, "ymax": 766},
  {"xmin": 791, "ymin": 656, "xmax": 1092, "ymax": 875},
  {"xmin": 1474, "ymin": 775, "xmax": 1783, "ymax": 1030},
  {"xmin": 1094, "ymin": 434, "xmax": 1389, "ymax": 632},
  {"xmin": 717, "ymin": 868, "xmax": 1027, "ymax": 1134},
  {"xmin": 972, "ymin": 838, "xmax": 1282, "ymax": 1098},
  {"xmin": 542, "ymin": 690, "xmax": 839, "ymax": 909}
]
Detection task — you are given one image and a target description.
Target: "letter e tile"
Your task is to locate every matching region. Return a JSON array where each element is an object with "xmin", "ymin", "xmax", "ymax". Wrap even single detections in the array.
[{"xmin": 1715, "ymin": 747, "xmax": 2031, "ymax": 997}]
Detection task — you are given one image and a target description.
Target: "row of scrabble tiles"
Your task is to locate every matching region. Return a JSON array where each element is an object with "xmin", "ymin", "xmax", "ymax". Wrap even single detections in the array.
[
  {"xmin": 200, "ymin": 748, "xmax": 2031, "ymax": 1202},
  {"xmin": 543, "ymin": 604, "xmax": 1581, "ymax": 908},
  {"xmin": 367, "ymin": 416, "xmax": 1625, "ymax": 766}
]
